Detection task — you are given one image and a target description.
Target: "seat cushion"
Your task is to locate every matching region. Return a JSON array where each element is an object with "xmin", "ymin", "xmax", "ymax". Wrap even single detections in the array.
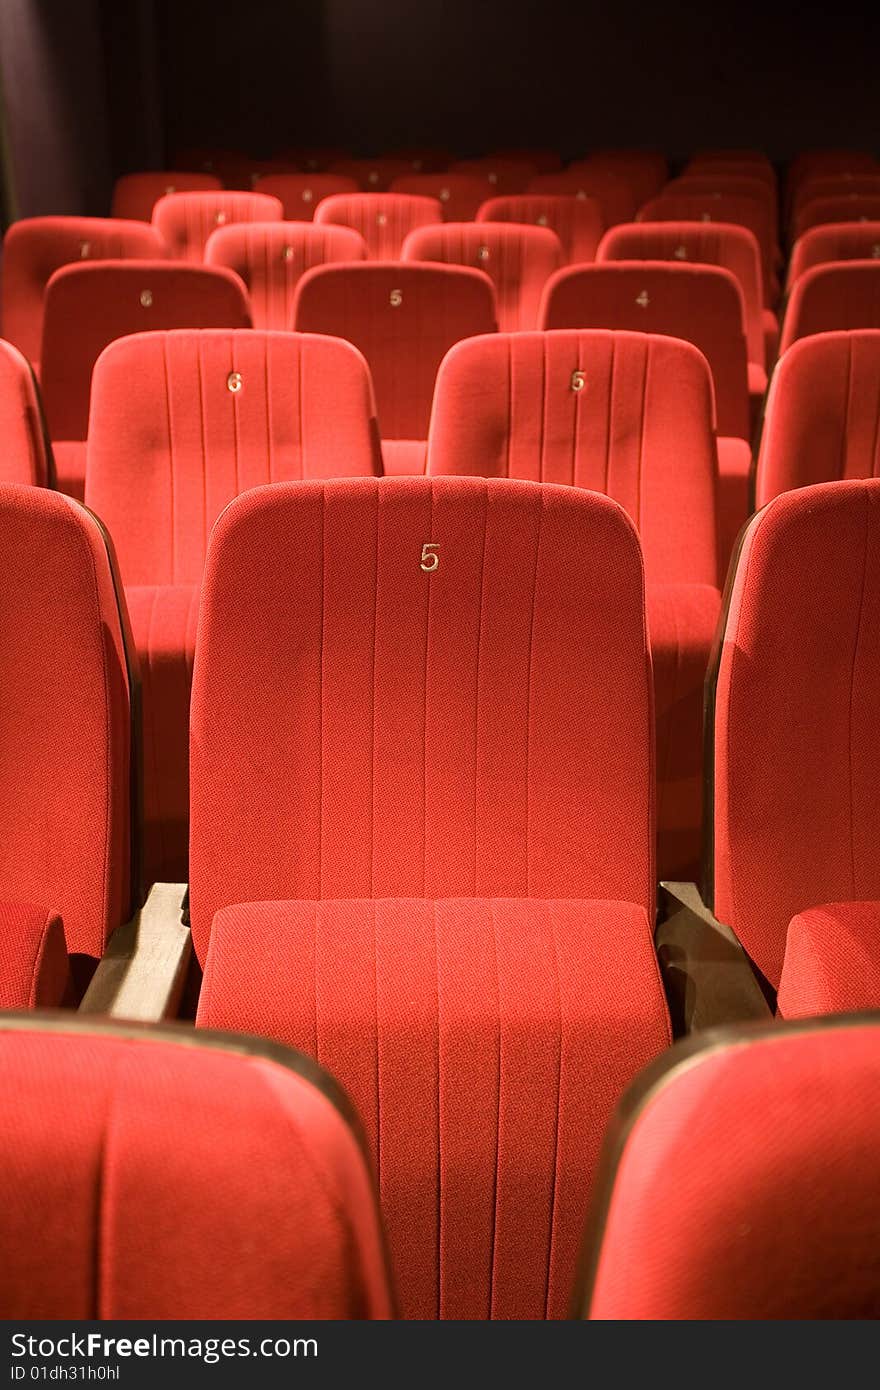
[
  {"xmin": 197, "ymin": 896, "xmax": 671, "ymax": 1320},
  {"xmin": 0, "ymin": 904, "xmax": 69, "ymax": 1008},
  {"xmin": 717, "ymin": 437, "xmax": 754, "ymax": 582},
  {"xmin": 52, "ymin": 442, "xmax": 87, "ymax": 502},
  {"xmin": 647, "ymin": 584, "xmax": 722, "ymax": 881},
  {"xmin": 126, "ymin": 586, "xmax": 199, "ymax": 886},
  {"xmin": 778, "ymin": 902, "xmax": 880, "ymax": 1019},
  {"xmin": 380, "ymin": 439, "xmax": 427, "ymax": 476}
]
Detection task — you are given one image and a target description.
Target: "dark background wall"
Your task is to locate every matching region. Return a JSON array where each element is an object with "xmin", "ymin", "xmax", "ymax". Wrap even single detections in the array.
[{"xmin": 1, "ymin": 0, "xmax": 878, "ymax": 219}]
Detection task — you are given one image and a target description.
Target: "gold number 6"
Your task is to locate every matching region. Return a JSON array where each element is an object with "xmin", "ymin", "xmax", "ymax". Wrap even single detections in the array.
[{"xmin": 420, "ymin": 542, "xmax": 439, "ymax": 572}]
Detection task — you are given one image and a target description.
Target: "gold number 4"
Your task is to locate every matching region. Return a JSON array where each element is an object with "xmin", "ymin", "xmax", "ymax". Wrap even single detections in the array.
[{"xmin": 420, "ymin": 542, "xmax": 439, "ymax": 572}]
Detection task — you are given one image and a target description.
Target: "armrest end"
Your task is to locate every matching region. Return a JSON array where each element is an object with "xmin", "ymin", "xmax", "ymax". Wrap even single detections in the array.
[{"xmin": 79, "ymin": 883, "xmax": 191, "ymax": 1022}]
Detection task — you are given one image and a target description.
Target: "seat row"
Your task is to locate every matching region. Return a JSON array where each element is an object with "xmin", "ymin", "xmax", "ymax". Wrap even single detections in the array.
[{"xmin": 0, "ymin": 467, "xmax": 877, "ymax": 1315}]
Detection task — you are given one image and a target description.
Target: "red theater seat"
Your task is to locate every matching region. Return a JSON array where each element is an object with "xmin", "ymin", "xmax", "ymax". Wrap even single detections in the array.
[
  {"xmin": 0, "ymin": 1018, "xmax": 392, "ymax": 1319},
  {"xmin": 86, "ymin": 329, "xmax": 380, "ymax": 883},
  {"xmin": 111, "ymin": 172, "xmax": 223, "ymax": 221},
  {"xmin": 252, "ymin": 172, "xmax": 359, "ymax": 219},
  {"xmin": 152, "ymin": 191, "xmax": 283, "ymax": 262},
  {"xmin": 792, "ymin": 173, "xmax": 880, "ymax": 223},
  {"xmin": 793, "ymin": 194, "xmax": 880, "ymax": 241},
  {"xmin": 0, "ymin": 341, "xmax": 50, "ymax": 486},
  {"xmin": 427, "ymin": 329, "xmax": 720, "ymax": 878},
  {"xmin": 449, "ymin": 157, "xmax": 537, "ymax": 196},
  {"xmin": 477, "ymin": 194, "xmax": 603, "ymax": 264},
  {"xmin": 709, "ymin": 478, "xmax": 880, "ymax": 997},
  {"xmin": 639, "ymin": 192, "xmax": 779, "ymax": 304},
  {"xmin": 0, "ymin": 216, "xmax": 163, "ymax": 368},
  {"xmin": 314, "ymin": 192, "xmax": 443, "ymax": 259},
  {"xmin": 402, "ymin": 222, "xmax": 562, "ymax": 331},
  {"xmin": 489, "ymin": 148, "xmax": 562, "ymax": 173},
  {"xmin": 581, "ymin": 1015, "xmax": 880, "ymax": 1319},
  {"xmin": 389, "ymin": 173, "xmax": 488, "ymax": 222},
  {"xmin": 292, "ymin": 262, "xmax": 496, "ymax": 474},
  {"xmin": 0, "ymin": 484, "xmax": 131, "ymax": 1003},
  {"xmin": 529, "ymin": 170, "xmax": 637, "ymax": 229},
  {"xmin": 598, "ymin": 221, "xmax": 773, "ymax": 370},
  {"xmin": 756, "ymin": 331, "xmax": 880, "ymax": 505},
  {"xmin": 539, "ymin": 261, "xmax": 753, "ymax": 568},
  {"xmin": 576, "ymin": 152, "xmax": 669, "ymax": 209},
  {"xmin": 327, "ymin": 158, "xmax": 419, "ymax": 191},
  {"xmin": 39, "ymin": 262, "xmax": 251, "ymax": 499},
  {"xmin": 205, "ymin": 221, "xmax": 367, "ymax": 329},
  {"xmin": 779, "ymin": 261, "xmax": 880, "ymax": 353},
  {"xmin": 189, "ymin": 476, "xmax": 671, "ymax": 1318},
  {"xmin": 788, "ymin": 222, "xmax": 880, "ymax": 289}
]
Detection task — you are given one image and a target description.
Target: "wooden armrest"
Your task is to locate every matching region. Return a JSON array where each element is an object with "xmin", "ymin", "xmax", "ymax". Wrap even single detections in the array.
[
  {"xmin": 79, "ymin": 882, "xmax": 191, "ymax": 1022},
  {"xmin": 656, "ymin": 881, "xmax": 773, "ymax": 1037}
]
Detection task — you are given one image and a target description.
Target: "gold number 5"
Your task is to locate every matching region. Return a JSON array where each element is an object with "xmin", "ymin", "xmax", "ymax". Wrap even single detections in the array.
[{"xmin": 420, "ymin": 542, "xmax": 439, "ymax": 572}]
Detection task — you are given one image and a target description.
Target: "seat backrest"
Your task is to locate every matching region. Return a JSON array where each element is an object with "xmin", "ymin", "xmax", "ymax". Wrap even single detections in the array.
[
  {"xmin": 709, "ymin": 478, "xmax": 880, "ymax": 989},
  {"xmin": 0, "ymin": 341, "xmax": 50, "ymax": 486},
  {"xmin": 1, "ymin": 216, "xmax": 163, "ymax": 366},
  {"xmin": 0, "ymin": 484, "xmax": 130, "ymax": 961},
  {"xmin": 292, "ymin": 262, "xmax": 497, "ymax": 439},
  {"xmin": 449, "ymin": 157, "xmax": 537, "ymax": 195},
  {"xmin": 780, "ymin": 261, "xmax": 880, "ymax": 353},
  {"xmin": 205, "ymin": 222, "xmax": 367, "ymax": 330},
  {"xmin": 402, "ymin": 222, "xmax": 562, "ymax": 331},
  {"xmin": 111, "ymin": 172, "xmax": 223, "ymax": 221},
  {"xmin": 477, "ymin": 195, "xmax": 603, "ymax": 264},
  {"xmin": 40, "ymin": 261, "xmax": 252, "ymax": 443},
  {"xmin": 529, "ymin": 170, "xmax": 636, "ymax": 228},
  {"xmin": 792, "ymin": 173, "xmax": 880, "ymax": 222},
  {"xmin": 540, "ymin": 261, "xmax": 750, "ymax": 438},
  {"xmin": 787, "ymin": 150, "xmax": 878, "ymax": 206},
  {"xmin": 428, "ymin": 329, "xmax": 717, "ymax": 586},
  {"xmin": 788, "ymin": 221, "xmax": 880, "ymax": 289},
  {"xmin": 599, "ymin": 220, "xmax": 765, "ymax": 364},
  {"xmin": 314, "ymin": 192, "xmax": 443, "ymax": 259},
  {"xmin": 574, "ymin": 152, "xmax": 669, "ymax": 210},
  {"xmin": 86, "ymin": 329, "xmax": 381, "ymax": 586},
  {"xmin": 189, "ymin": 476, "xmax": 656, "ymax": 957},
  {"xmin": 582, "ymin": 1015, "xmax": 880, "ymax": 1319},
  {"xmin": 252, "ymin": 172, "xmax": 359, "ymax": 220},
  {"xmin": 794, "ymin": 194, "xmax": 880, "ymax": 241},
  {"xmin": 389, "ymin": 173, "xmax": 491, "ymax": 222},
  {"xmin": 638, "ymin": 192, "xmax": 777, "ymax": 301},
  {"xmin": 152, "ymin": 191, "xmax": 283, "ymax": 262},
  {"xmin": 0, "ymin": 1018, "xmax": 392, "ymax": 1319},
  {"xmin": 756, "ymin": 331, "xmax": 880, "ymax": 505},
  {"xmin": 665, "ymin": 172, "xmax": 776, "ymax": 223},
  {"xmin": 327, "ymin": 158, "xmax": 418, "ymax": 191}
]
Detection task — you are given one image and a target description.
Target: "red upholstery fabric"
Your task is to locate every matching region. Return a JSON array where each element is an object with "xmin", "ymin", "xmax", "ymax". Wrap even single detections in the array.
[
  {"xmin": 599, "ymin": 221, "xmax": 769, "ymax": 367},
  {"xmin": 449, "ymin": 157, "xmax": 537, "ymax": 196},
  {"xmin": 490, "ymin": 147, "xmax": 562, "ymax": 173},
  {"xmin": 586, "ymin": 1019, "xmax": 880, "ymax": 1319},
  {"xmin": 712, "ymin": 479, "xmax": 880, "ymax": 989},
  {"xmin": 252, "ymin": 173, "xmax": 359, "ymax": 219},
  {"xmin": 793, "ymin": 195, "xmax": 880, "ymax": 241},
  {"xmin": 40, "ymin": 262, "xmax": 252, "ymax": 483},
  {"xmin": 427, "ymin": 328, "xmax": 719, "ymax": 879},
  {"xmin": 716, "ymin": 436, "xmax": 754, "ymax": 580},
  {"xmin": 205, "ymin": 221, "xmax": 367, "ymax": 329},
  {"xmin": 788, "ymin": 221, "xmax": 880, "ymax": 290},
  {"xmin": 477, "ymin": 195, "xmax": 603, "ymax": 265},
  {"xmin": 778, "ymin": 903, "xmax": 880, "ymax": 1019},
  {"xmin": 539, "ymin": 262, "xmax": 751, "ymax": 439},
  {"xmin": 787, "ymin": 151, "xmax": 878, "ymax": 209},
  {"xmin": 0, "ymin": 340, "xmax": 49, "ymax": 486},
  {"xmin": 638, "ymin": 193, "xmax": 779, "ymax": 303},
  {"xmin": 190, "ymin": 477, "xmax": 656, "ymax": 960},
  {"xmin": 152, "ymin": 191, "xmax": 283, "ymax": 262},
  {"xmin": 0, "ymin": 485, "xmax": 130, "ymax": 963},
  {"xmin": 574, "ymin": 153, "xmax": 669, "ymax": 211},
  {"xmin": 756, "ymin": 331, "xmax": 880, "ymax": 506},
  {"xmin": 529, "ymin": 171, "xmax": 637, "ymax": 228},
  {"xmin": 87, "ymin": 328, "xmax": 380, "ymax": 882},
  {"xmin": 292, "ymin": 262, "xmax": 496, "ymax": 444},
  {"xmin": 278, "ymin": 145, "xmax": 350, "ymax": 173},
  {"xmin": 0, "ymin": 905, "xmax": 69, "ymax": 1008},
  {"xmin": 327, "ymin": 158, "xmax": 420, "ymax": 191},
  {"xmin": 402, "ymin": 223, "xmax": 561, "ymax": 331},
  {"xmin": 0, "ymin": 216, "xmax": 163, "ymax": 366},
  {"xmin": 111, "ymin": 172, "xmax": 223, "ymax": 221},
  {"xmin": 380, "ymin": 149, "xmax": 450, "ymax": 173},
  {"xmin": 0, "ymin": 1025, "xmax": 392, "ymax": 1319},
  {"xmin": 198, "ymin": 897, "xmax": 670, "ymax": 1320},
  {"xmin": 389, "ymin": 174, "xmax": 489, "ymax": 222},
  {"xmin": 779, "ymin": 262, "xmax": 880, "ymax": 353},
  {"xmin": 665, "ymin": 172, "xmax": 777, "ymax": 232},
  {"xmin": 314, "ymin": 193, "xmax": 443, "ymax": 260},
  {"xmin": 792, "ymin": 173, "xmax": 880, "ymax": 223}
]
